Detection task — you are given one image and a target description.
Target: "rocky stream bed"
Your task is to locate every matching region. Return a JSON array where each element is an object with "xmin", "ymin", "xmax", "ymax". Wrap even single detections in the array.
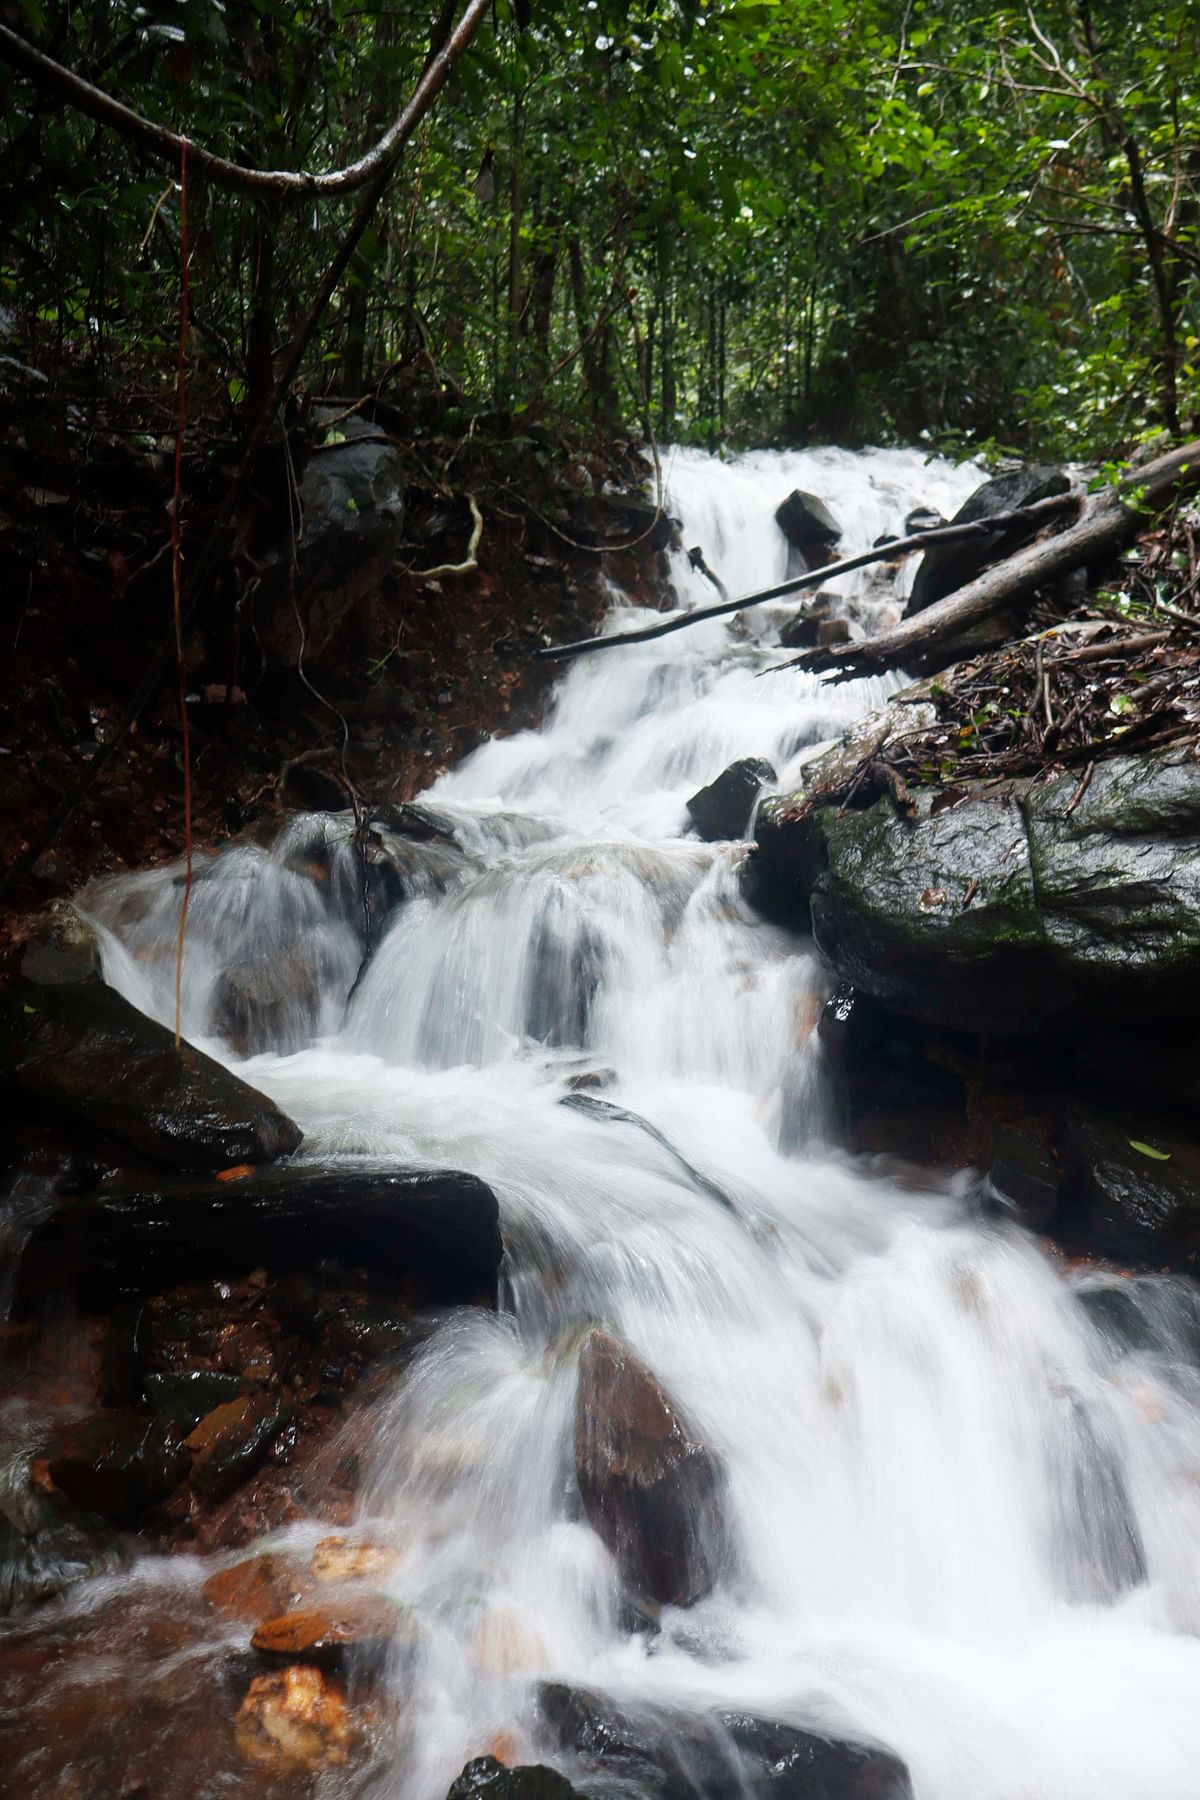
[{"xmin": 4, "ymin": 445, "xmax": 1200, "ymax": 1799}]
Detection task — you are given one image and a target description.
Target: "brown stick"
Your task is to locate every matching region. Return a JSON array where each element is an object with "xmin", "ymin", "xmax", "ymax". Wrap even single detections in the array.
[
  {"xmin": 776, "ymin": 438, "xmax": 1200, "ymax": 682},
  {"xmin": 0, "ymin": 1, "xmax": 493, "ymax": 197}
]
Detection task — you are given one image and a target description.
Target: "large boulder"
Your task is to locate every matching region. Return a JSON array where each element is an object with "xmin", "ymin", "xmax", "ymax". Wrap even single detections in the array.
[
  {"xmin": 574, "ymin": 1328, "xmax": 725, "ymax": 1609},
  {"xmin": 28, "ymin": 1163, "xmax": 501, "ymax": 1305},
  {"xmin": 253, "ymin": 415, "xmax": 406, "ymax": 667},
  {"xmin": 774, "ymin": 490, "xmax": 842, "ymax": 569},
  {"xmin": 539, "ymin": 1684, "xmax": 912, "ymax": 1800},
  {"xmin": 754, "ymin": 748, "xmax": 1200, "ymax": 1037},
  {"xmin": 687, "ymin": 759, "xmax": 777, "ymax": 842},
  {"xmin": 904, "ymin": 464, "xmax": 1070, "ymax": 617},
  {"xmin": 0, "ymin": 977, "xmax": 303, "ymax": 1170},
  {"xmin": 46, "ymin": 1409, "xmax": 190, "ymax": 1518},
  {"xmin": 1061, "ymin": 1104, "xmax": 1200, "ymax": 1266}
]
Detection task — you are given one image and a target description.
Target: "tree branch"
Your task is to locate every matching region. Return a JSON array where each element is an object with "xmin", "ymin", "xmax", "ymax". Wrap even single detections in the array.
[{"xmin": 0, "ymin": 0, "xmax": 491, "ymax": 197}]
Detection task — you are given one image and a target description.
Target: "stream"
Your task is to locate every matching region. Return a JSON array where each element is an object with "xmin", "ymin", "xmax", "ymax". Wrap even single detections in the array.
[{"xmin": 33, "ymin": 447, "xmax": 1200, "ymax": 1797}]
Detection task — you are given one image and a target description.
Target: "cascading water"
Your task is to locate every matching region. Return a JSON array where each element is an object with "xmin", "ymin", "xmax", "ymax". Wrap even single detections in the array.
[{"xmin": 76, "ymin": 445, "xmax": 1200, "ymax": 1798}]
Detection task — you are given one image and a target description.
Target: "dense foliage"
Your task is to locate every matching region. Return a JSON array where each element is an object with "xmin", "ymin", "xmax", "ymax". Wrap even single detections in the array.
[{"xmin": 2, "ymin": 0, "xmax": 1199, "ymax": 454}]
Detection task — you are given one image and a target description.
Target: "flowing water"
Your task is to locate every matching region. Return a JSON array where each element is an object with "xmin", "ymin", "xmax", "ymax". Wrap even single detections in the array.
[{"xmin": 71, "ymin": 446, "xmax": 1200, "ymax": 1797}]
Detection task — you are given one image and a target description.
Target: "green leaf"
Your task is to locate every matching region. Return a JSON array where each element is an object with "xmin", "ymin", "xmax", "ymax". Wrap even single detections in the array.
[{"xmin": 1128, "ymin": 1139, "xmax": 1171, "ymax": 1161}]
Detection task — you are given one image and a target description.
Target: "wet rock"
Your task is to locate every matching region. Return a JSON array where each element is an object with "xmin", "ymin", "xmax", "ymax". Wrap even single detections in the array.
[
  {"xmin": 755, "ymin": 749, "xmax": 1200, "ymax": 1037},
  {"xmin": 0, "ymin": 978, "xmax": 303, "ymax": 1171},
  {"xmin": 539, "ymin": 1684, "xmax": 912, "ymax": 1799},
  {"xmin": 988, "ymin": 1127, "xmax": 1061, "ymax": 1233},
  {"xmin": 0, "ymin": 1458, "xmax": 122, "ymax": 1615},
  {"xmin": 778, "ymin": 594, "xmax": 835, "ymax": 652},
  {"xmin": 812, "ymin": 983, "xmax": 973, "ymax": 1166},
  {"xmin": 775, "ymin": 490, "xmax": 843, "ymax": 567},
  {"xmin": 310, "ymin": 1534, "xmax": 402, "ymax": 1585},
  {"xmin": 211, "ymin": 957, "xmax": 321, "ymax": 1057},
  {"xmin": 42, "ymin": 1164, "xmax": 501, "ymax": 1305},
  {"xmin": 235, "ymin": 1664, "xmax": 352, "ymax": 1772},
  {"xmin": 904, "ymin": 505, "xmax": 945, "ymax": 536},
  {"xmin": 687, "ymin": 759, "xmax": 777, "ymax": 843},
  {"xmin": 1061, "ymin": 1105, "xmax": 1200, "ymax": 1267},
  {"xmin": 255, "ymin": 415, "xmax": 406, "ymax": 668},
  {"xmin": 251, "ymin": 1594, "xmax": 413, "ymax": 1667},
  {"xmin": 203, "ymin": 1550, "xmax": 311, "ymax": 1623},
  {"xmin": 905, "ymin": 465, "xmax": 1070, "ymax": 616},
  {"xmin": 186, "ymin": 1393, "xmax": 294, "ymax": 1500},
  {"xmin": 18, "ymin": 901, "xmax": 103, "ymax": 987},
  {"xmin": 448, "ymin": 1755, "xmax": 581, "ymax": 1799},
  {"xmin": 47, "ymin": 1410, "xmax": 190, "ymax": 1518},
  {"xmin": 816, "ymin": 617, "xmax": 850, "ymax": 648},
  {"xmin": 144, "ymin": 1369, "xmax": 242, "ymax": 1435},
  {"xmin": 575, "ymin": 1328, "xmax": 725, "ymax": 1609}
]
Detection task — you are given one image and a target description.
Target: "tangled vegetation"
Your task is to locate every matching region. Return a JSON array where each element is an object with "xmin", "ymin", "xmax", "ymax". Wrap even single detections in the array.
[{"xmin": 2, "ymin": 0, "xmax": 1199, "ymax": 455}]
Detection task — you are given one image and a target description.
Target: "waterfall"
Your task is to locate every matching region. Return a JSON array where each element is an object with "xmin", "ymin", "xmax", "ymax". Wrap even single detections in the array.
[{"xmin": 80, "ymin": 446, "xmax": 1200, "ymax": 1799}]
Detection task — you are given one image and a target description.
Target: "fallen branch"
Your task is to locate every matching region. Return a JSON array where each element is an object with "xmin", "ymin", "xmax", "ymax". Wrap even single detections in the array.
[
  {"xmin": 535, "ymin": 490, "xmax": 1078, "ymax": 660},
  {"xmin": 412, "ymin": 495, "xmax": 483, "ymax": 577},
  {"xmin": 773, "ymin": 438, "xmax": 1200, "ymax": 682}
]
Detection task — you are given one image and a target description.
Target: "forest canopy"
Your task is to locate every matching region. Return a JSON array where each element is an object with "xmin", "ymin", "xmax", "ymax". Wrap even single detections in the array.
[{"xmin": 2, "ymin": 0, "xmax": 1199, "ymax": 456}]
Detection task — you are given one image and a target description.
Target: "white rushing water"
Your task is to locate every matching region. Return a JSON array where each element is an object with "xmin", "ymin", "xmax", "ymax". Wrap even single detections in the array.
[{"xmin": 84, "ymin": 446, "xmax": 1200, "ymax": 1798}]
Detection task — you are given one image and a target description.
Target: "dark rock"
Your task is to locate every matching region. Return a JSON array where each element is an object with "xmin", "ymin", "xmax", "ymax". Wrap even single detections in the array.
[
  {"xmin": 539, "ymin": 1683, "xmax": 912, "ymax": 1799},
  {"xmin": 903, "ymin": 506, "xmax": 945, "ymax": 536},
  {"xmin": 447, "ymin": 1755, "xmax": 581, "ymax": 1799},
  {"xmin": 280, "ymin": 764, "xmax": 349, "ymax": 812},
  {"xmin": 1051, "ymin": 1390, "xmax": 1146, "ymax": 1602},
  {"xmin": 1073, "ymin": 1019, "xmax": 1200, "ymax": 1121},
  {"xmin": 778, "ymin": 595, "xmax": 835, "ymax": 652},
  {"xmin": 756, "ymin": 749, "xmax": 1200, "ymax": 1036},
  {"xmin": 815, "ymin": 618, "xmax": 850, "ymax": 648},
  {"xmin": 0, "ymin": 978, "xmax": 303, "ymax": 1170},
  {"xmin": 18, "ymin": 902, "xmax": 103, "ymax": 987},
  {"xmin": 211, "ymin": 957, "xmax": 321, "ymax": 1057},
  {"xmin": 575, "ymin": 1328, "xmax": 725, "ymax": 1609},
  {"xmin": 813, "ymin": 984, "xmax": 971, "ymax": 1165},
  {"xmin": 1075, "ymin": 1274, "xmax": 1200, "ymax": 1361},
  {"xmin": 988, "ymin": 1127, "xmax": 1061, "ymax": 1233},
  {"xmin": 905, "ymin": 465, "xmax": 1070, "ymax": 617},
  {"xmin": 1061, "ymin": 1105, "xmax": 1200, "ymax": 1267},
  {"xmin": 145, "ymin": 1369, "xmax": 243, "ymax": 1435},
  {"xmin": 0, "ymin": 1458, "xmax": 123, "ymax": 1615},
  {"xmin": 186, "ymin": 1393, "xmax": 294, "ymax": 1500},
  {"xmin": 47, "ymin": 1409, "xmax": 190, "ymax": 1518},
  {"xmin": 255, "ymin": 415, "xmax": 406, "ymax": 667},
  {"xmin": 687, "ymin": 759, "xmax": 777, "ymax": 843},
  {"xmin": 44, "ymin": 1164, "xmax": 501, "ymax": 1305},
  {"xmin": 775, "ymin": 490, "xmax": 843, "ymax": 566}
]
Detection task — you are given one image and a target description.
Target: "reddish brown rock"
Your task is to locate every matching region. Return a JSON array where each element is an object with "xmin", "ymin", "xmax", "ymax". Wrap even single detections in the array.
[
  {"xmin": 202, "ymin": 1551, "xmax": 311, "ymax": 1624},
  {"xmin": 235, "ymin": 1664, "xmax": 352, "ymax": 1772},
  {"xmin": 250, "ymin": 1595, "xmax": 414, "ymax": 1666},
  {"xmin": 309, "ymin": 1535, "xmax": 402, "ymax": 1585},
  {"xmin": 575, "ymin": 1328, "xmax": 725, "ymax": 1608},
  {"xmin": 185, "ymin": 1392, "xmax": 293, "ymax": 1500}
]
